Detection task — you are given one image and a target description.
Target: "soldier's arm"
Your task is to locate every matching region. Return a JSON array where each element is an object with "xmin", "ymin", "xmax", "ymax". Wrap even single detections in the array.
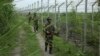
[
  {"xmin": 43, "ymin": 24, "xmax": 47, "ymax": 33},
  {"xmin": 32, "ymin": 15, "xmax": 34, "ymax": 20},
  {"xmin": 51, "ymin": 25, "xmax": 55, "ymax": 34}
]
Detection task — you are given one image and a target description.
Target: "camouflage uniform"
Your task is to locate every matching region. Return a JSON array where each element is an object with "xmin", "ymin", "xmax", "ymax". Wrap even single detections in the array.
[
  {"xmin": 28, "ymin": 12, "xmax": 32, "ymax": 24},
  {"xmin": 33, "ymin": 13, "xmax": 38, "ymax": 32},
  {"xmin": 44, "ymin": 17, "xmax": 55, "ymax": 54}
]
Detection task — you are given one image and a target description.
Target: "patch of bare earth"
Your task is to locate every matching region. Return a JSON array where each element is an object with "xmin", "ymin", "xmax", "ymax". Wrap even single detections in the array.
[{"xmin": 11, "ymin": 26, "xmax": 26, "ymax": 56}]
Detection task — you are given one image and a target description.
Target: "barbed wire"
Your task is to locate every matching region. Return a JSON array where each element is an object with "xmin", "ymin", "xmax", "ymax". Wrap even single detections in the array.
[{"xmin": 14, "ymin": 0, "xmax": 24, "ymax": 2}]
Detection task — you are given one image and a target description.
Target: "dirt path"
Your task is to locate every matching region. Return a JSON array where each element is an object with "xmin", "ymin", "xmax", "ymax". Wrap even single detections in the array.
[
  {"xmin": 11, "ymin": 26, "xmax": 25, "ymax": 56},
  {"xmin": 31, "ymin": 27, "xmax": 54, "ymax": 56}
]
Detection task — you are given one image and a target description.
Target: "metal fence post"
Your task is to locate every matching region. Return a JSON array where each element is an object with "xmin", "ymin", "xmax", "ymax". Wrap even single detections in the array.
[
  {"xmin": 99, "ymin": 24, "xmax": 100, "ymax": 56},
  {"xmin": 49, "ymin": 5, "xmax": 53, "ymax": 13},
  {"xmin": 75, "ymin": 0, "xmax": 83, "ymax": 50},
  {"xmin": 82, "ymin": 0, "xmax": 88, "ymax": 54},
  {"xmin": 55, "ymin": 0, "xmax": 57, "ymax": 28},
  {"xmin": 29, "ymin": 4, "xmax": 31, "ymax": 12},
  {"xmin": 58, "ymin": 2, "xmax": 65, "ymax": 29},
  {"xmin": 37, "ymin": 1, "xmax": 39, "ymax": 13},
  {"xmin": 66, "ymin": 0, "xmax": 68, "ymax": 41},
  {"xmin": 76, "ymin": 0, "xmax": 83, "ymax": 11},
  {"xmin": 34, "ymin": 2, "xmax": 36, "ymax": 12},
  {"xmin": 91, "ymin": 1, "xmax": 97, "ymax": 35},
  {"xmin": 30, "ymin": 4, "xmax": 32, "ymax": 12},
  {"xmin": 98, "ymin": 0, "xmax": 100, "ymax": 12},
  {"xmin": 98, "ymin": 0, "xmax": 100, "ymax": 56},
  {"xmin": 52, "ymin": 4, "xmax": 58, "ymax": 26},
  {"xmin": 31, "ymin": 4, "xmax": 33, "ymax": 12},
  {"xmin": 41, "ymin": 0, "xmax": 43, "ymax": 30},
  {"xmin": 76, "ymin": 0, "xmax": 83, "ymax": 19},
  {"xmin": 99, "ymin": 23, "xmax": 100, "ymax": 56},
  {"xmin": 66, "ymin": 0, "xmax": 73, "ymax": 41},
  {"xmin": 48, "ymin": 0, "xmax": 49, "ymax": 16}
]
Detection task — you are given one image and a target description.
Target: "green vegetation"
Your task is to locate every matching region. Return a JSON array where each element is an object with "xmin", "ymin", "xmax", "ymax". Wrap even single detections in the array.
[
  {"xmin": 53, "ymin": 36, "xmax": 84, "ymax": 56},
  {"xmin": 21, "ymin": 21, "xmax": 42, "ymax": 56},
  {"xmin": 0, "ymin": 15, "xmax": 25, "ymax": 56},
  {"xmin": 0, "ymin": 1, "xmax": 21, "ymax": 55},
  {"xmin": 0, "ymin": 3, "xmax": 14, "ymax": 35}
]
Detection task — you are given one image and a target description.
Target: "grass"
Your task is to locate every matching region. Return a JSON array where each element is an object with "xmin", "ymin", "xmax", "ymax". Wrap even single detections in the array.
[
  {"xmin": 53, "ymin": 36, "xmax": 84, "ymax": 56},
  {"xmin": 0, "ymin": 15, "xmax": 42, "ymax": 56},
  {"xmin": 0, "ymin": 15, "xmax": 25, "ymax": 56}
]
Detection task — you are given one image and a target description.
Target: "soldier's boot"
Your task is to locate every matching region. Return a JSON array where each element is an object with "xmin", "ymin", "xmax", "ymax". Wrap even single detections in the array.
[
  {"xmin": 49, "ymin": 44, "xmax": 52, "ymax": 54},
  {"xmin": 36, "ymin": 23, "xmax": 38, "ymax": 31},
  {"xmin": 45, "ymin": 42, "xmax": 48, "ymax": 52},
  {"xmin": 34, "ymin": 26, "xmax": 36, "ymax": 32},
  {"xmin": 34, "ymin": 26, "xmax": 37, "ymax": 32},
  {"xmin": 36, "ymin": 26, "xmax": 38, "ymax": 32},
  {"xmin": 36, "ymin": 26, "xmax": 38, "ymax": 31}
]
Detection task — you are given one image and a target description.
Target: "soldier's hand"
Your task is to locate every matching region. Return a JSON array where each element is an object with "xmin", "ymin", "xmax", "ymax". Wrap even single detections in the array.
[{"xmin": 46, "ymin": 31, "xmax": 50, "ymax": 33}]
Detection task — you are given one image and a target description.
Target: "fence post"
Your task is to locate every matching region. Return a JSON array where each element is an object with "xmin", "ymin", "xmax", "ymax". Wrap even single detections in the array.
[
  {"xmin": 30, "ymin": 4, "xmax": 32, "ymax": 12},
  {"xmin": 34, "ymin": 2, "xmax": 36, "ymax": 12},
  {"xmin": 66, "ymin": 0, "xmax": 73, "ymax": 41},
  {"xmin": 27, "ymin": 6, "xmax": 29, "ymax": 13},
  {"xmin": 75, "ymin": 0, "xmax": 83, "ymax": 50},
  {"xmin": 58, "ymin": 2, "xmax": 65, "ymax": 29},
  {"xmin": 26, "ymin": 5, "xmax": 28, "ymax": 12},
  {"xmin": 76, "ymin": 0, "xmax": 83, "ymax": 19},
  {"xmin": 43, "ymin": 6, "xmax": 46, "ymax": 16},
  {"xmin": 37, "ymin": 1, "xmax": 39, "ymax": 13},
  {"xmin": 99, "ymin": 23, "xmax": 100, "ymax": 56},
  {"xmin": 98, "ymin": 0, "xmax": 100, "ymax": 56},
  {"xmin": 82, "ymin": 0, "xmax": 88, "ymax": 54},
  {"xmin": 91, "ymin": 1, "xmax": 97, "ymax": 35},
  {"xmin": 41, "ymin": 0, "xmax": 43, "ymax": 30},
  {"xmin": 49, "ymin": 5, "xmax": 53, "ymax": 13},
  {"xmin": 52, "ymin": 4, "xmax": 58, "ymax": 26},
  {"xmin": 48, "ymin": 0, "xmax": 50, "ymax": 16},
  {"xmin": 98, "ymin": 0, "xmax": 100, "ymax": 12},
  {"xmin": 99, "ymin": 24, "xmax": 100, "ymax": 56},
  {"xmin": 29, "ymin": 4, "xmax": 31, "ymax": 12},
  {"xmin": 55, "ymin": 0, "xmax": 57, "ymax": 28},
  {"xmin": 76, "ymin": 0, "xmax": 83, "ymax": 11},
  {"xmin": 31, "ymin": 4, "xmax": 33, "ymax": 12}
]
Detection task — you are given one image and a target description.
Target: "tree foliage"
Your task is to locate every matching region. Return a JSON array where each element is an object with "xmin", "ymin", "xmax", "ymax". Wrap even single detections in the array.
[{"xmin": 0, "ymin": 0, "xmax": 13, "ymax": 35}]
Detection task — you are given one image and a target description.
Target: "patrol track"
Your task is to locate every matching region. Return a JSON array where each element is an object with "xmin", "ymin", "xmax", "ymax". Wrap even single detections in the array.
[
  {"xmin": 31, "ymin": 26, "xmax": 54, "ymax": 56},
  {"xmin": 11, "ymin": 26, "xmax": 26, "ymax": 56}
]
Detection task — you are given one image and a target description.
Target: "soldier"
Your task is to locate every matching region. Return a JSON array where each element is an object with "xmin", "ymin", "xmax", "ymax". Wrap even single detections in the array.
[
  {"xmin": 44, "ymin": 17, "xmax": 55, "ymax": 54},
  {"xmin": 33, "ymin": 13, "xmax": 38, "ymax": 32},
  {"xmin": 27, "ymin": 12, "xmax": 32, "ymax": 24}
]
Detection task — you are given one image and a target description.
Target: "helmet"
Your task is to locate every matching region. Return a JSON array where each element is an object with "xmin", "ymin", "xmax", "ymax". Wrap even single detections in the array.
[{"xmin": 47, "ymin": 17, "xmax": 51, "ymax": 21}]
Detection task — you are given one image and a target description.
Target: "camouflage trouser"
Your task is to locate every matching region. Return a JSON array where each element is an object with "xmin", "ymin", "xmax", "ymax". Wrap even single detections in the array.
[
  {"xmin": 29, "ymin": 18, "xmax": 31, "ymax": 24},
  {"xmin": 45, "ymin": 35, "xmax": 53, "ymax": 54},
  {"xmin": 34, "ymin": 21, "xmax": 38, "ymax": 32}
]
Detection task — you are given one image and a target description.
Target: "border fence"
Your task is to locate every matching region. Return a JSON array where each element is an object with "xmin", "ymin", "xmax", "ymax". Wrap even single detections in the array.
[{"xmin": 16, "ymin": 0, "xmax": 100, "ymax": 56}]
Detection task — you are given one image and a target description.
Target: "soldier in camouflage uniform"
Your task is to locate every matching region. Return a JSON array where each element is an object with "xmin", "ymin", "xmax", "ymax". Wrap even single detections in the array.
[
  {"xmin": 33, "ymin": 13, "xmax": 38, "ymax": 32},
  {"xmin": 27, "ymin": 12, "xmax": 32, "ymax": 24},
  {"xmin": 44, "ymin": 17, "xmax": 55, "ymax": 54}
]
